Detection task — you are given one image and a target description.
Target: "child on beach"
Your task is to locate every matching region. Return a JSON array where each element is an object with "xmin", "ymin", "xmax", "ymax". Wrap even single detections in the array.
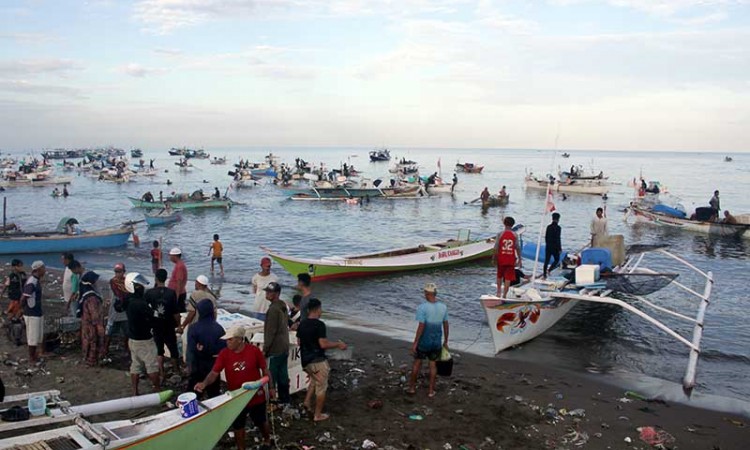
[
  {"xmin": 208, "ymin": 234, "xmax": 224, "ymax": 276},
  {"xmin": 150, "ymin": 240, "xmax": 162, "ymax": 275},
  {"xmin": 492, "ymin": 216, "xmax": 521, "ymax": 298}
]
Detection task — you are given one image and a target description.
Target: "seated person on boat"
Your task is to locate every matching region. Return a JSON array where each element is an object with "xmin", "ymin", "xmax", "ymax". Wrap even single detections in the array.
[
  {"xmin": 723, "ymin": 210, "xmax": 738, "ymax": 224},
  {"xmin": 141, "ymin": 191, "xmax": 155, "ymax": 202}
]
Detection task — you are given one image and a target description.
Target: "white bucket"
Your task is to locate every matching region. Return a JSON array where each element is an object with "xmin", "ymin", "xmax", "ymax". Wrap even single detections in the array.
[{"xmin": 176, "ymin": 392, "xmax": 199, "ymax": 418}]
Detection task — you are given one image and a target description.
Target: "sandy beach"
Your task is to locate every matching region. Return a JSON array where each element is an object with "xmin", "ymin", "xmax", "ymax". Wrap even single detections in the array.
[{"xmin": 0, "ymin": 268, "xmax": 747, "ymax": 449}]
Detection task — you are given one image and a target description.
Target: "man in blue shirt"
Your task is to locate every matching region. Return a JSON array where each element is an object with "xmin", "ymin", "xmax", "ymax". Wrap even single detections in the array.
[{"xmin": 407, "ymin": 283, "xmax": 449, "ymax": 397}]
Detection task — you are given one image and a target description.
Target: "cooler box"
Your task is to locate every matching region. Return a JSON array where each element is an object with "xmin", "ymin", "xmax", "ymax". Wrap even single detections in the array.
[
  {"xmin": 580, "ymin": 248, "xmax": 612, "ymax": 271},
  {"xmin": 575, "ymin": 264, "xmax": 600, "ymax": 285}
]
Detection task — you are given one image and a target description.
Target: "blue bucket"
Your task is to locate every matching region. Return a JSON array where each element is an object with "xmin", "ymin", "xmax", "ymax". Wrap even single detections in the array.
[
  {"xmin": 27, "ymin": 395, "xmax": 46, "ymax": 416},
  {"xmin": 176, "ymin": 392, "xmax": 199, "ymax": 418}
]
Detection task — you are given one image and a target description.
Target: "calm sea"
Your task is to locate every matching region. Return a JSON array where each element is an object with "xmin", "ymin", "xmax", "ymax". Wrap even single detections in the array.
[{"xmin": 4, "ymin": 147, "xmax": 749, "ymax": 412}]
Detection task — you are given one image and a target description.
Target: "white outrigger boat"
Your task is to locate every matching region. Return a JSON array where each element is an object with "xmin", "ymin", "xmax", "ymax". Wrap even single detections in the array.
[
  {"xmin": 524, "ymin": 173, "xmax": 610, "ymax": 195},
  {"xmin": 627, "ymin": 203, "xmax": 750, "ymax": 239},
  {"xmin": 481, "ymin": 244, "xmax": 712, "ymax": 392}
]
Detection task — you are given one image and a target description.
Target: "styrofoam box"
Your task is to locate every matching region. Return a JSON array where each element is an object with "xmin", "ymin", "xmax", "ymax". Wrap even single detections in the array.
[{"xmin": 575, "ymin": 264, "xmax": 600, "ymax": 285}]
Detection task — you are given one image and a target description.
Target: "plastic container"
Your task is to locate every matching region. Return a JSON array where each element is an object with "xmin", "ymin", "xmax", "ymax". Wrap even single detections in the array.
[
  {"xmin": 27, "ymin": 395, "xmax": 47, "ymax": 416},
  {"xmin": 575, "ymin": 264, "xmax": 600, "ymax": 285},
  {"xmin": 176, "ymin": 392, "xmax": 199, "ymax": 419},
  {"xmin": 580, "ymin": 248, "xmax": 612, "ymax": 270}
]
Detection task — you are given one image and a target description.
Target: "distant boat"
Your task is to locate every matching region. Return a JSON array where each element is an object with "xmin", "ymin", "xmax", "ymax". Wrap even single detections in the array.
[
  {"xmin": 628, "ymin": 203, "xmax": 750, "ymax": 239},
  {"xmin": 561, "ymin": 152, "xmax": 570, "ymax": 158},
  {"xmin": 455, "ymin": 162, "xmax": 484, "ymax": 173},
  {"xmin": 369, "ymin": 148, "xmax": 391, "ymax": 162},
  {"xmin": 264, "ymin": 230, "xmax": 496, "ymax": 281},
  {"xmin": 482, "ymin": 194, "xmax": 509, "ymax": 208},
  {"xmin": 128, "ymin": 196, "xmax": 233, "ymax": 210},
  {"xmin": 725, "ymin": 156, "xmax": 733, "ymax": 162},
  {"xmin": 0, "ymin": 217, "xmax": 133, "ymax": 254},
  {"xmin": 524, "ymin": 174, "xmax": 610, "ymax": 195},
  {"xmin": 131, "ymin": 148, "xmax": 143, "ymax": 158},
  {"xmin": 210, "ymin": 156, "xmax": 227, "ymax": 165}
]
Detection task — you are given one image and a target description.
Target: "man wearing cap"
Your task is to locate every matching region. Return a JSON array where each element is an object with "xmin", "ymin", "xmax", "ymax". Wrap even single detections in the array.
[
  {"xmin": 195, "ymin": 326, "xmax": 273, "ymax": 450},
  {"xmin": 22, "ymin": 261, "xmax": 46, "ymax": 363},
  {"xmin": 104, "ymin": 263, "xmax": 129, "ymax": 359},
  {"xmin": 251, "ymin": 257, "xmax": 277, "ymax": 314},
  {"xmin": 179, "ymin": 275, "xmax": 216, "ymax": 371},
  {"xmin": 121, "ymin": 272, "xmax": 161, "ymax": 396},
  {"xmin": 168, "ymin": 248, "xmax": 188, "ymax": 313},
  {"xmin": 263, "ymin": 282, "xmax": 290, "ymax": 405},
  {"xmin": 408, "ymin": 283, "xmax": 449, "ymax": 398},
  {"xmin": 297, "ymin": 298, "xmax": 347, "ymax": 422}
]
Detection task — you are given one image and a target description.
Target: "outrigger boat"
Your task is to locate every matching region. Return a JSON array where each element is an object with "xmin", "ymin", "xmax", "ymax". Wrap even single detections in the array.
[
  {"xmin": 144, "ymin": 209, "xmax": 182, "ymax": 227},
  {"xmin": 481, "ymin": 244, "xmax": 712, "ymax": 392},
  {"xmin": 524, "ymin": 173, "xmax": 610, "ymax": 195},
  {"xmin": 264, "ymin": 230, "xmax": 496, "ymax": 281},
  {"xmin": 287, "ymin": 185, "xmax": 426, "ymax": 201},
  {"xmin": 0, "ymin": 379, "xmax": 267, "ymax": 449},
  {"xmin": 627, "ymin": 203, "xmax": 750, "ymax": 239},
  {"xmin": 455, "ymin": 162, "xmax": 484, "ymax": 173},
  {"xmin": 0, "ymin": 218, "xmax": 133, "ymax": 254},
  {"xmin": 369, "ymin": 148, "xmax": 391, "ymax": 161},
  {"xmin": 128, "ymin": 196, "xmax": 233, "ymax": 210}
]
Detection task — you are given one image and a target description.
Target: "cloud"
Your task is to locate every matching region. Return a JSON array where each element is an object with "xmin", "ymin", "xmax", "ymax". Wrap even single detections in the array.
[
  {"xmin": 153, "ymin": 47, "xmax": 183, "ymax": 56},
  {"xmin": 0, "ymin": 79, "xmax": 85, "ymax": 99},
  {"xmin": 0, "ymin": 32, "xmax": 57, "ymax": 44},
  {"xmin": 0, "ymin": 59, "xmax": 83, "ymax": 78},
  {"xmin": 118, "ymin": 63, "xmax": 167, "ymax": 77}
]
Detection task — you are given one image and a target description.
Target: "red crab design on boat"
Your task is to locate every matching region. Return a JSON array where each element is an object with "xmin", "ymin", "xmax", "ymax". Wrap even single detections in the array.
[{"xmin": 496, "ymin": 304, "xmax": 541, "ymax": 332}]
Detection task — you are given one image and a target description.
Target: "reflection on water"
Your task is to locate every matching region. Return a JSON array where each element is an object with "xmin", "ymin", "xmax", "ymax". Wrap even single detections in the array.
[{"xmin": 2, "ymin": 147, "xmax": 749, "ymax": 403}]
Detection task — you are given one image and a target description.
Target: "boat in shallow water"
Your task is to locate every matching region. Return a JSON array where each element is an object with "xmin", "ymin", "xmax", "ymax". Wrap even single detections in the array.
[
  {"xmin": 524, "ymin": 174, "xmax": 610, "ymax": 195},
  {"xmin": 144, "ymin": 209, "xmax": 182, "ymax": 227},
  {"xmin": 627, "ymin": 203, "xmax": 750, "ymax": 239},
  {"xmin": 128, "ymin": 196, "xmax": 233, "ymax": 210},
  {"xmin": 0, "ymin": 217, "xmax": 133, "ymax": 254},
  {"xmin": 481, "ymin": 245, "xmax": 712, "ymax": 392},
  {"xmin": 264, "ymin": 230, "xmax": 497, "ymax": 281}
]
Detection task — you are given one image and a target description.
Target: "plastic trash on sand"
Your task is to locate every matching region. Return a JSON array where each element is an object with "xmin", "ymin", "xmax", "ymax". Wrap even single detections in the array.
[
  {"xmin": 327, "ymin": 346, "xmax": 353, "ymax": 360},
  {"xmin": 637, "ymin": 426, "xmax": 676, "ymax": 447},
  {"xmin": 362, "ymin": 439, "xmax": 377, "ymax": 449}
]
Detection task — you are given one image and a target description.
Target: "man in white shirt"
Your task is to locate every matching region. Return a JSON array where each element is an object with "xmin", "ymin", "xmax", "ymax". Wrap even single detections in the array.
[
  {"xmin": 61, "ymin": 253, "xmax": 74, "ymax": 304},
  {"xmin": 251, "ymin": 257, "xmax": 278, "ymax": 314},
  {"xmin": 590, "ymin": 207, "xmax": 608, "ymax": 247}
]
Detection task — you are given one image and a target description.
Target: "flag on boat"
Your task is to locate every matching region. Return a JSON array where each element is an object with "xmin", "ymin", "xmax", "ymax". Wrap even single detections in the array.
[
  {"xmin": 437, "ymin": 158, "xmax": 441, "ymax": 169},
  {"xmin": 546, "ymin": 191, "xmax": 556, "ymax": 212}
]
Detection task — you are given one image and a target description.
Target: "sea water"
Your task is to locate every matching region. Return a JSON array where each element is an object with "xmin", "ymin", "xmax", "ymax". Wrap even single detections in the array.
[{"xmin": 3, "ymin": 147, "xmax": 749, "ymax": 406}]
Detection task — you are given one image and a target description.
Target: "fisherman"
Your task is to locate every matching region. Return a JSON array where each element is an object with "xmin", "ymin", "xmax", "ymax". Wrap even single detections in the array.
[
  {"xmin": 543, "ymin": 213, "xmax": 562, "ymax": 278},
  {"xmin": 61, "ymin": 253, "xmax": 74, "ymax": 311},
  {"xmin": 168, "ymin": 248, "xmax": 188, "ymax": 312},
  {"xmin": 66, "ymin": 260, "xmax": 84, "ymax": 317},
  {"xmin": 141, "ymin": 191, "xmax": 154, "ymax": 202},
  {"xmin": 590, "ymin": 207, "xmax": 608, "ymax": 247},
  {"xmin": 407, "ymin": 283, "xmax": 448, "ymax": 398},
  {"xmin": 251, "ymin": 257, "xmax": 278, "ymax": 314},
  {"xmin": 451, "ymin": 173, "xmax": 458, "ymax": 193},
  {"xmin": 145, "ymin": 269, "xmax": 181, "ymax": 378},
  {"xmin": 480, "ymin": 187, "xmax": 490, "ymax": 203},
  {"xmin": 209, "ymin": 234, "xmax": 224, "ymax": 276},
  {"xmin": 195, "ymin": 325, "xmax": 274, "ymax": 450},
  {"xmin": 22, "ymin": 261, "xmax": 46, "ymax": 363},
  {"xmin": 263, "ymin": 282, "xmax": 291, "ymax": 406},
  {"xmin": 149, "ymin": 159, "xmax": 154, "ymax": 169},
  {"xmin": 3, "ymin": 259, "xmax": 26, "ymax": 321},
  {"xmin": 723, "ymin": 210, "xmax": 738, "ymax": 224},
  {"xmin": 179, "ymin": 275, "xmax": 216, "ymax": 372},
  {"xmin": 499, "ymin": 186, "xmax": 508, "ymax": 197},
  {"xmin": 709, "ymin": 190, "xmax": 720, "ymax": 216},
  {"xmin": 52, "ymin": 187, "xmax": 60, "ymax": 197},
  {"xmin": 213, "ymin": 187, "xmax": 221, "ymax": 199},
  {"xmin": 62, "ymin": 184, "xmax": 69, "ymax": 197},
  {"xmin": 493, "ymin": 217, "xmax": 522, "ymax": 298},
  {"xmin": 297, "ymin": 298, "xmax": 347, "ymax": 421},
  {"xmin": 296, "ymin": 273, "xmax": 313, "ymax": 324},
  {"xmin": 188, "ymin": 299, "xmax": 226, "ymax": 399},
  {"xmin": 121, "ymin": 272, "xmax": 161, "ymax": 396},
  {"xmin": 427, "ymin": 172, "xmax": 438, "ymax": 186},
  {"xmin": 104, "ymin": 263, "xmax": 129, "ymax": 361},
  {"xmin": 150, "ymin": 240, "xmax": 162, "ymax": 275}
]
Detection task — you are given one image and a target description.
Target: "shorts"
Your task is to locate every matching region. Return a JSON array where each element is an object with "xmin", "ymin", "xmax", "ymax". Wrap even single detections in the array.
[
  {"xmin": 414, "ymin": 348, "xmax": 441, "ymax": 361},
  {"xmin": 177, "ymin": 293, "xmax": 187, "ymax": 313},
  {"xmin": 303, "ymin": 360, "xmax": 330, "ymax": 396},
  {"xmin": 497, "ymin": 265, "xmax": 516, "ymax": 282},
  {"xmin": 231, "ymin": 402, "xmax": 267, "ymax": 431},
  {"xmin": 212, "ymin": 257, "xmax": 223, "ymax": 264},
  {"xmin": 106, "ymin": 319, "xmax": 128, "ymax": 337},
  {"xmin": 129, "ymin": 338, "xmax": 159, "ymax": 375},
  {"xmin": 24, "ymin": 316, "xmax": 44, "ymax": 346},
  {"xmin": 153, "ymin": 328, "xmax": 179, "ymax": 358}
]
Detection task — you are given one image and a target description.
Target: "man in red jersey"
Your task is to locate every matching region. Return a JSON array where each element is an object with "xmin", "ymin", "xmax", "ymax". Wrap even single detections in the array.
[
  {"xmin": 168, "ymin": 248, "xmax": 188, "ymax": 313},
  {"xmin": 492, "ymin": 217, "xmax": 522, "ymax": 298},
  {"xmin": 195, "ymin": 326, "xmax": 273, "ymax": 450}
]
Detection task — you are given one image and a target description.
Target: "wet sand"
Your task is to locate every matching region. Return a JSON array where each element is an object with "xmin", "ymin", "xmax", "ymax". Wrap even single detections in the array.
[{"xmin": 0, "ymin": 269, "xmax": 746, "ymax": 449}]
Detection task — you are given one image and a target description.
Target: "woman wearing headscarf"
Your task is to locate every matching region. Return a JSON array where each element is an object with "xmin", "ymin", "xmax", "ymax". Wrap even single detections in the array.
[{"xmin": 80, "ymin": 271, "xmax": 105, "ymax": 366}]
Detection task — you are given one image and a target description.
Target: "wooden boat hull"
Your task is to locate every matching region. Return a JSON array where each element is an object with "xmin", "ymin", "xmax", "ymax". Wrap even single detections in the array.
[
  {"xmin": 482, "ymin": 195, "xmax": 509, "ymax": 208},
  {"xmin": 630, "ymin": 205, "xmax": 750, "ymax": 239},
  {"xmin": 0, "ymin": 382, "xmax": 264, "ymax": 449},
  {"xmin": 455, "ymin": 164, "xmax": 484, "ymax": 173},
  {"xmin": 266, "ymin": 237, "xmax": 495, "ymax": 281},
  {"xmin": 144, "ymin": 212, "xmax": 181, "ymax": 227},
  {"xmin": 0, "ymin": 177, "xmax": 73, "ymax": 188},
  {"xmin": 128, "ymin": 197, "xmax": 232, "ymax": 210},
  {"xmin": 481, "ymin": 295, "xmax": 578, "ymax": 352},
  {"xmin": 524, "ymin": 177, "xmax": 610, "ymax": 195},
  {"xmin": 0, "ymin": 226, "xmax": 133, "ymax": 254}
]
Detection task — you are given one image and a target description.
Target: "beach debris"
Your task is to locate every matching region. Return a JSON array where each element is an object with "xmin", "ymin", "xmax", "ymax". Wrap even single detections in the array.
[
  {"xmin": 443, "ymin": 444, "xmax": 452, "ymax": 450},
  {"xmin": 544, "ymin": 407, "xmax": 560, "ymax": 422},
  {"xmin": 562, "ymin": 428, "xmax": 589, "ymax": 447},
  {"xmin": 554, "ymin": 392, "xmax": 564, "ymax": 400},
  {"xmin": 513, "ymin": 395, "xmax": 524, "ymax": 403},
  {"xmin": 56, "ymin": 376, "xmax": 65, "ymax": 384},
  {"xmin": 567, "ymin": 408, "xmax": 586, "ymax": 418},
  {"xmin": 367, "ymin": 399, "xmax": 383, "ymax": 409},
  {"xmin": 617, "ymin": 397, "xmax": 633, "ymax": 403},
  {"xmin": 408, "ymin": 414, "xmax": 423, "ymax": 421},
  {"xmin": 362, "ymin": 439, "xmax": 377, "ymax": 449},
  {"xmin": 637, "ymin": 426, "xmax": 676, "ymax": 447},
  {"xmin": 624, "ymin": 437, "xmax": 632, "ymax": 443},
  {"xmin": 618, "ymin": 416, "xmax": 630, "ymax": 421},
  {"xmin": 454, "ymin": 409, "xmax": 463, "ymax": 414},
  {"xmin": 723, "ymin": 418, "xmax": 746, "ymax": 428},
  {"xmin": 318, "ymin": 432, "xmax": 333, "ymax": 443}
]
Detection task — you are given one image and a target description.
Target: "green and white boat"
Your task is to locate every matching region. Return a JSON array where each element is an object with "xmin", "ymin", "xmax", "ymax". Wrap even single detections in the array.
[
  {"xmin": 264, "ymin": 230, "xmax": 497, "ymax": 281},
  {"xmin": 0, "ymin": 379, "xmax": 266, "ymax": 449},
  {"xmin": 128, "ymin": 196, "xmax": 233, "ymax": 210}
]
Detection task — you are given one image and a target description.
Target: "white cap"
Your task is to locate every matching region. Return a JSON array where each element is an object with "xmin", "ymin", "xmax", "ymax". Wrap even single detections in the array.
[
  {"xmin": 169, "ymin": 247, "xmax": 182, "ymax": 255},
  {"xmin": 31, "ymin": 261, "xmax": 45, "ymax": 270},
  {"xmin": 195, "ymin": 275, "xmax": 209, "ymax": 286}
]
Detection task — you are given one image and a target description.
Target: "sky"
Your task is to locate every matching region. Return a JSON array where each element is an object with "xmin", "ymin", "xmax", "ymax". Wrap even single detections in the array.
[{"xmin": 1, "ymin": 0, "xmax": 749, "ymax": 152}]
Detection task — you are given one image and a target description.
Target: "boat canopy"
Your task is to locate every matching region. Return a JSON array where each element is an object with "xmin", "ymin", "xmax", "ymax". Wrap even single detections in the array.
[{"xmin": 56, "ymin": 217, "xmax": 78, "ymax": 233}]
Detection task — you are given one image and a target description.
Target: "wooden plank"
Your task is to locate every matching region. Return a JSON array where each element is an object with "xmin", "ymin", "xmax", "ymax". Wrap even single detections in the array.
[
  {"xmin": 0, "ymin": 413, "xmax": 78, "ymax": 434},
  {"xmin": 1, "ymin": 390, "xmax": 60, "ymax": 404}
]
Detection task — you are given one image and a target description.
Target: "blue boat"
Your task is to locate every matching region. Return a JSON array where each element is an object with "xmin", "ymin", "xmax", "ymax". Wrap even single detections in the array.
[
  {"xmin": 0, "ymin": 217, "xmax": 133, "ymax": 254},
  {"xmin": 144, "ymin": 209, "xmax": 182, "ymax": 227}
]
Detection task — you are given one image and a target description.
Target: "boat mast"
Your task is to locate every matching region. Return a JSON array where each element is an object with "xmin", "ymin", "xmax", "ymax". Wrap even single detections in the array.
[{"xmin": 530, "ymin": 131, "xmax": 560, "ymax": 282}]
